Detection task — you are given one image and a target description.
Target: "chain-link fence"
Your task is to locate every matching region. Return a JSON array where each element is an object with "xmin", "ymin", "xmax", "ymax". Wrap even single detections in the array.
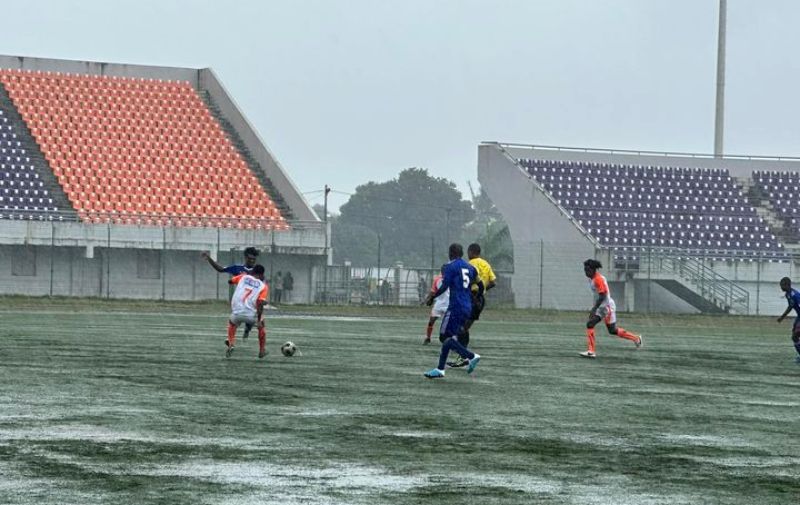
[
  {"xmin": 506, "ymin": 240, "xmax": 797, "ymax": 316},
  {"xmin": 314, "ymin": 264, "xmax": 515, "ymax": 306},
  {"xmin": 0, "ymin": 214, "xmax": 326, "ymax": 303},
  {"xmin": 2, "ymin": 215, "xmax": 797, "ymax": 316},
  {"xmin": 313, "ymin": 240, "xmax": 800, "ymax": 316}
]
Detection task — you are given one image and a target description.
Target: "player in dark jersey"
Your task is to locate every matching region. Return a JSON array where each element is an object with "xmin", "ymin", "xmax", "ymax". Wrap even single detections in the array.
[
  {"xmin": 202, "ymin": 246, "xmax": 260, "ymax": 276},
  {"xmin": 777, "ymin": 277, "xmax": 800, "ymax": 364},
  {"xmin": 448, "ymin": 242, "xmax": 497, "ymax": 367},
  {"xmin": 423, "ymin": 243, "xmax": 484, "ymax": 379},
  {"xmin": 202, "ymin": 246, "xmax": 260, "ymax": 338}
]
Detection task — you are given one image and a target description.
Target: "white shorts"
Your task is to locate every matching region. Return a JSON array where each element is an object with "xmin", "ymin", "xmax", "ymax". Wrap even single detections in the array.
[
  {"xmin": 430, "ymin": 303, "xmax": 448, "ymax": 318},
  {"xmin": 594, "ymin": 302, "xmax": 617, "ymax": 325},
  {"xmin": 230, "ymin": 313, "xmax": 256, "ymax": 327}
]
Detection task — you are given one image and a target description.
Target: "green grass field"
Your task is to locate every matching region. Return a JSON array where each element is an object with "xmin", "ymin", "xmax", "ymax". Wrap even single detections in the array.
[{"xmin": 0, "ymin": 298, "xmax": 798, "ymax": 505}]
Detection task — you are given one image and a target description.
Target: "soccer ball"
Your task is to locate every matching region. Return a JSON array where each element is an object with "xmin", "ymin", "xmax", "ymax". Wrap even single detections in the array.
[{"xmin": 281, "ymin": 341, "xmax": 298, "ymax": 357}]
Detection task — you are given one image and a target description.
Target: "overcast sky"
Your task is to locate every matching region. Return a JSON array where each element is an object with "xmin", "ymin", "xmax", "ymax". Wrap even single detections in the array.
[{"xmin": 2, "ymin": 0, "xmax": 799, "ymax": 211}]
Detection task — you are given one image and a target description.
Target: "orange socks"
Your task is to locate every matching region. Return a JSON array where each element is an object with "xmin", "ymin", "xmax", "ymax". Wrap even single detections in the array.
[
  {"xmin": 586, "ymin": 328, "xmax": 596, "ymax": 353},
  {"xmin": 616, "ymin": 327, "xmax": 640, "ymax": 342},
  {"xmin": 587, "ymin": 326, "xmax": 639, "ymax": 354},
  {"xmin": 426, "ymin": 321, "xmax": 435, "ymax": 338},
  {"xmin": 258, "ymin": 326, "xmax": 266, "ymax": 353},
  {"xmin": 227, "ymin": 322, "xmax": 237, "ymax": 347}
]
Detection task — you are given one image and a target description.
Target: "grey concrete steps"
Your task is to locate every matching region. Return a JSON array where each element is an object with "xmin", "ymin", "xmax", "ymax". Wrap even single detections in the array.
[
  {"xmin": 0, "ymin": 82, "xmax": 73, "ymax": 213},
  {"xmin": 200, "ymin": 91, "xmax": 294, "ymax": 220},
  {"xmin": 653, "ymin": 278, "xmax": 728, "ymax": 313},
  {"xmin": 736, "ymin": 175, "xmax": 798, "ymax": 245}
]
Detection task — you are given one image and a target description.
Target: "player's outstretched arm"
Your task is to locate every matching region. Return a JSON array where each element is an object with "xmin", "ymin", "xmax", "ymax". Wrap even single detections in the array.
[
  {"xmin": 430, "ymin": 284, "xmax": 447, "ymax": 301},
  {"xmin": 201, "ymin": 251, "xmax": 226, "ymax": 273},
  {"xmin": 777, "ymin": 306, "xmax": 792, "ymax": 322}
]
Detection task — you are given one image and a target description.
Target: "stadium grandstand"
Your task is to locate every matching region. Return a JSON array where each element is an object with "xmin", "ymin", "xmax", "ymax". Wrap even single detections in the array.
[
  {"xmin": 0, "ymin": 54, "xmax": 325, "ymax": 301},
  {"xmin": 479, "ymin": 142, "xmax": 800, "ymax": 316}
]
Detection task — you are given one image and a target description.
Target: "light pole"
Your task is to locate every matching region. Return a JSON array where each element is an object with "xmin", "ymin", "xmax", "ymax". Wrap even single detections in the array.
[
  {"xmin": 445, "ymin": 208, "xmax": 452, "ymax": 245},
  {"xmin": 365, "ymin": 215, "xmax": 389, "ymax": 304},
  {"xmin": 322, "ymin": 184, "xmax": 331, "ymax": 303},
  {"xmin": 377, "ymin": 232, "xmax": 382, "ymax": 304},
  {"xmin": 714, "ymin": 0, "xmax": 727, "ymax": 157},
  {"xmin": 430, "ymin": 234, "xmax": 435, "ymax": 273}
]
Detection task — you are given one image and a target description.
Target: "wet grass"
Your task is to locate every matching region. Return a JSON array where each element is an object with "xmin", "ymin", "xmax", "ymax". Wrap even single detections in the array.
[{"xmin": 0, "ymin": 300, "xmax": 798, "ymax": 504}]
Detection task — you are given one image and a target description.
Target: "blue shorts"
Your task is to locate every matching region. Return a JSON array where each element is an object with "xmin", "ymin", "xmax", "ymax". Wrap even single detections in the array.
[{"xmin": 439, "ymin": 310, "xmax": 467, "ymax": 340}]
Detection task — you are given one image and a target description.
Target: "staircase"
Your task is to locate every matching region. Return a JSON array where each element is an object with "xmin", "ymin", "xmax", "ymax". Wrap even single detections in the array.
[
  {"xmin": 0, "ymin": 82, "xmax": 73, "ymax": 216},
  {"xmin": 634, "ymin": 251, "xmax": 750, "ymax": 314},
  {"xmin": 200, "ymin": 91, "xmax": 294, "ymax": 220},
  {"xmin": 652, "ymin": 279, "xmax": 727, "ymax": 313},
  {"xmin": 735, "ymin": 175, "xmax": 797, "ymax": 245}
]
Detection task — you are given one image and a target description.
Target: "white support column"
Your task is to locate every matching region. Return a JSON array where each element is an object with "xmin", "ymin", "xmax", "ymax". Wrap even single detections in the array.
[{"xmin": 624, "ymin": 277, "xmax": 636, "ymax": 312}]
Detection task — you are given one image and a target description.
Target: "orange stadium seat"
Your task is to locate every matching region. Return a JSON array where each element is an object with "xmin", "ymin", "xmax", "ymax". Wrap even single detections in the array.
[{"xmin": 0, "ymin": 68, "xmax": 286, "ymax": 229}]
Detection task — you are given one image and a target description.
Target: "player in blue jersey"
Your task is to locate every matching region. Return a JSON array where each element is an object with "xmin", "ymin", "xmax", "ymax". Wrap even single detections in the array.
[
  {"xmin": 422, "ymin": 243, "xmax": 484, "ymax": 379},
  {"xmin": 777, "ymin": 277, "xmax": 800, "ymax": 364},
  {"xmin": 202, "ymin": 246, "xmax": 260, "ymax": 276},
  {"xmin": 202, "ymin": 246, "xmax": 260, "ymax": 338}
]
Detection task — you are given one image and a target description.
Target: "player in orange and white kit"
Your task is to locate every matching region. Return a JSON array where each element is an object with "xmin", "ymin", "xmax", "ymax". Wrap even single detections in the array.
[
  {"xmin": 226, "ymin": 264, "xmax": 269, "ymax": 359},
  {"xmin": 422, "ymin": 273, "xmax": 449, "ymax": 345},
  {"xmin": 580, "ymin": 259, "xmax": 642, "ymax": 358}
]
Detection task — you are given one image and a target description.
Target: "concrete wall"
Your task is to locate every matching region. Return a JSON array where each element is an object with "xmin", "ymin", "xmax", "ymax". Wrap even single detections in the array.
[
  {"xmin": 0, "ymin": 242, "xmax": 323, "ymax": 302},
  {"xmin": 199, "ymin": 69, "xmax": 317, "ymax": 222},
  {"xmin": 0, "ymin": 244, "xmax": 100, "ymax": 297},
  {"xmin": 0, "ymin": 54, "xmax": 198, "ymax": 86},
  {"xmin": 0, "ymin": 220, "xmax": 325, "ymax": 256},
  {"xmin": 478, "ymin": 144, "xmax": 607, "ymax": 309},
  {"xmin": 630, "ymin": 280, "xmax": 702, "ymax": 314},
  {"xmin": 0, "ymin": 220, "xmax": 326, "ymax": 302},
  {"xmin": 682, "ymin": 259, "xmax": 798, "ymax": 316}
]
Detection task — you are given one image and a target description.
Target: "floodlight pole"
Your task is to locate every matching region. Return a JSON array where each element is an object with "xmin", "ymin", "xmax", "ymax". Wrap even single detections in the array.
[
  {"xmin": 377, "ymin": 232, "xmax": 382, "ymax": 303},
  {"xmin": 322, "ymin": 184, "xmax": 331, "ymax": 304},
  {"xmin": 445, "ymin": 208, "xmax": 452, "ymax": 245},
  {"xmin": 714, "ymin": 0, "xmax": 727, "ymax": 157},
  {"xmin": 430, "ymin": 235, "xmax": 435, "ymax": 273}
]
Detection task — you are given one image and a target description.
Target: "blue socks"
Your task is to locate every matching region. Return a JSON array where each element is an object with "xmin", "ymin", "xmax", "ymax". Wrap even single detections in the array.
[{"xmin": 437, "ymin": 336, "xmax": 475, "ymax": 370}]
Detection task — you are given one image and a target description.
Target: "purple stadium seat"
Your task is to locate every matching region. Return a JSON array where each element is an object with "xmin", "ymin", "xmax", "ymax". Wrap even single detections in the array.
[{"xmin": 521, "ymin": 157, "xmax": 785, "ymax": 259}]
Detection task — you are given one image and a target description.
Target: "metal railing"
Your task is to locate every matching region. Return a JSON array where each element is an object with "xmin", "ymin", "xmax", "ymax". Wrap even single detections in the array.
[
  {"xmin": 656, "ymin": 253, "xmax": 749, "ymax": 313},
  {"xmin": 485, "ymin": 141, "xmax": 800, "ymax": 162},
  {"xmin": 612, "ymin": 247, "xmax": 751, "ymax": 314},
  {"xmin": 0, "ymin": 209, "xmax": 324, "ymax": 231},
  {"xmin": 314, "ymin": 265, "xmax": 516, "ymax": 306}
]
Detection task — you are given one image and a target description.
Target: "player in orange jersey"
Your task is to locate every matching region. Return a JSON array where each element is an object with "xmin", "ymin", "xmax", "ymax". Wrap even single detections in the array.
[
  {"xmin": 580, "ymin": 259, "xmax": 642, "ymax": 358},
  {"xmin": 226, "ymin": 264, "xmax": 269, "ymax": 359},
  {"xmin": 202, "ymin": 247, "xmax": 260, "ymax": 340}
]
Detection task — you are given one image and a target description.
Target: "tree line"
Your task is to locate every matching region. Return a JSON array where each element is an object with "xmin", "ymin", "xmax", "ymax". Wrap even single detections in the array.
[{"xmin": 315, "ymin": 168, "xmax": 513, "ymax": 271}]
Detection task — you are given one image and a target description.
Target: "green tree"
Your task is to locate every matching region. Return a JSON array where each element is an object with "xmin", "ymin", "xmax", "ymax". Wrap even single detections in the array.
[
  {"xmin": 477, "ymin": 220, "xmax": 514, "ymax": 271},
  {"xmin": 461, "ymin": 185, "xmax": 514, "ymax": 272},
  {"xmin": 332, "ymin": 168, "xmax": 474, "ymax": 267}
]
